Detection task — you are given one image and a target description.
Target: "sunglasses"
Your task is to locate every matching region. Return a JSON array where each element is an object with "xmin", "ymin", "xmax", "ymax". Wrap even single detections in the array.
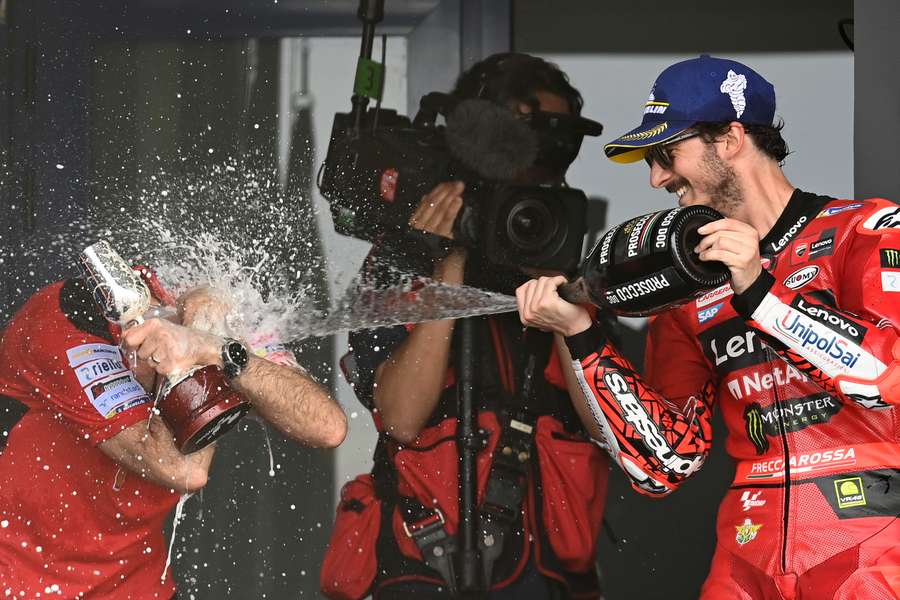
[{"xmin": 644, "ymin": 130, "xmax": 700, "ymax": 169}]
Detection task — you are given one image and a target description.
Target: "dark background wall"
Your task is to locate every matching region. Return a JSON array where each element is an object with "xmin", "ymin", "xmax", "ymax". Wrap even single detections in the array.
[{"xmin": 854, "ymin": 0, "xmax": 900, "ymax": 202}]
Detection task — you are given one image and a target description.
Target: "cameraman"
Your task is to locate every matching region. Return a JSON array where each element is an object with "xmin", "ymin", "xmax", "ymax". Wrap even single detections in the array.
[{"xmin": 321, "ymin": 54, "xmax": 608, "ymax": 600}]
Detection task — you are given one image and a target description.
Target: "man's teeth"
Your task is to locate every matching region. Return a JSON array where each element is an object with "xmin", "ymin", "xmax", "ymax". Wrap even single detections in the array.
[{"xmin": 675, "ymin": 185, "xmax": 689, "ymax": 198}]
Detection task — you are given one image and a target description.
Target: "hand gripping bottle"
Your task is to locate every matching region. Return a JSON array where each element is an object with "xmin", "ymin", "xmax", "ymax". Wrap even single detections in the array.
[
  {"xmin": 560, "ymin": 206, "xmax": 730, "ymax": 316},
  {"xmin": 79, "ymin": 241, "xmax": 250, "ymax": 453}
]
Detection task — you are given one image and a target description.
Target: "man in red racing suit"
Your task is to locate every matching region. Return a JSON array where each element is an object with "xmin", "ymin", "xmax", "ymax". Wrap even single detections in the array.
[{"xmin": 516, "ymin": 55, "xmax": 900, "ymax": 599}]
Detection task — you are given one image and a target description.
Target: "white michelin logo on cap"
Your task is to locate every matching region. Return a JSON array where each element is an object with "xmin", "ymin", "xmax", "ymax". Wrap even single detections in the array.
[{"xmin": 720, "ymin": 70, "xmax": 748, "ymax": 118}]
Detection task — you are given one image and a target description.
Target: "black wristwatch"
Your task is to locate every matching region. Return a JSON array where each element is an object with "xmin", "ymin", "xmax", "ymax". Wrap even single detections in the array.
[{"xmin": 221, "ymin": 338, "xmax": 250, "ymax": 379}]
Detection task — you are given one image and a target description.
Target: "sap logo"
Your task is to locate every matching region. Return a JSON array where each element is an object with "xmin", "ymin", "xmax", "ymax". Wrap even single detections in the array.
[
  {"xmin": 863, "ymin": 206, "xmax": 900, "ymax": 231},
  {"xmin": 698, "ymin": 303, "xmax": 724, "ymax": 324},
  {"xmin": 816, "ymin": 203, "xmax": 863, "ymax": 218},
  {"xmin": 784, "ymin": 266, "xmax": 820, "ymax": 290},
  {"xmin": 740, "ymin": 491, "xmax": 766, "ymax": 512},
  {"xmin": 791, "ymin": 297, "xmax": 866, "ymax": 343},
  {"xmin": 769, "ymin": 215, "xmax": 808, "ymax": 253}
]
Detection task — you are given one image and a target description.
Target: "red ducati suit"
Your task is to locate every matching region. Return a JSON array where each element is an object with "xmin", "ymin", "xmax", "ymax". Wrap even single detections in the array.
[
  {"xmin": 565, "ymin": 190, "xmax": 900, "ymax": 599},
  {"xmin": 0, "ymin": 279, "xmax": 178, "ymax": 599}
]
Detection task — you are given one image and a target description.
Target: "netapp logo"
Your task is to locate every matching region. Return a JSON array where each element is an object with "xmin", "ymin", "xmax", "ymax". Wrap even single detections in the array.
[
  {"xmin": 790, "ymin": 297, "xmax": 866, "ymax": 344},
  {"xmin": 605, "ymin": 273, "xmax": 671, "ymax": 305},
  {"xmin": 744, "ymin": 394, "xmax": 842, "ymax": 454},
  {"xmin": 602, "ymin": 371, "xmax": 703, "ymax": 476},
  {"xmin": 769, "ymin": 215, "xmax": 808, "ymax": 253},
  {"xmin": 726, "ymin": 364, "xmax": 809, "ymax": 400}
]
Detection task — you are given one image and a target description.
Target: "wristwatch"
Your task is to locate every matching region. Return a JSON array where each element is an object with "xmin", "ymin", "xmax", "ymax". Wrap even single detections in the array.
[{"xmin": 221, "ymin": 338, "xmax": 250, "ymax": 379}]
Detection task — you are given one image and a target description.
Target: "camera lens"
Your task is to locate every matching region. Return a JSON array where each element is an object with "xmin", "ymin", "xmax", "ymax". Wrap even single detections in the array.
[{"xmin": 507, "ymin": 197, "xmax": 558, "ymax": 251}]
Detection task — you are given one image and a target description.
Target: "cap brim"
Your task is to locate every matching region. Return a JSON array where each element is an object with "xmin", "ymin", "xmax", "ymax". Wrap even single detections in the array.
[{"xmin": 603, "ymin": 120, "xmax": 696, "ymax": 164}]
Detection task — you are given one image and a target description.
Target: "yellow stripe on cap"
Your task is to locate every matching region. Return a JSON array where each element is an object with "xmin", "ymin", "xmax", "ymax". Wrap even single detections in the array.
[
  {"xmin": 603, "ymin": 124, "xmax": 697, "ymax": 164},
  {"xmin": 605, "ymin": 146, "xmax": 650, "ymax": 163}
]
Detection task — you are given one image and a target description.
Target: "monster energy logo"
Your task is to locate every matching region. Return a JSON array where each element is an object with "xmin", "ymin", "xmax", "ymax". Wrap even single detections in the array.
[
  {"xmin": 880, "ymin": 248, "xmax": 900, "ymax": 269},
  {"xmin": 743, "ymin": 394, "xmax": 841, "ymax": 455},
  {"xmin": 744, "ymin": 404, "xmax": 770, "ymax": 455}
]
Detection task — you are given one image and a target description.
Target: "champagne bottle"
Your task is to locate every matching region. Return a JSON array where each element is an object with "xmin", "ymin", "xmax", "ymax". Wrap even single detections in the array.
[
  {"xmin": 560, "ymin": 205, "xmax": 730, "ymax": 317},
  {"xmin": 79, "ymin": 241, "xmax": 249, "ymax": 453}
]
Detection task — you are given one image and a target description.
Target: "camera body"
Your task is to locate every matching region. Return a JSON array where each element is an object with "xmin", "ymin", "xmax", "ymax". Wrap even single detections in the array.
[{"xmin": 319, "ymin": 106, "xmax": 588, "ymax": 273}]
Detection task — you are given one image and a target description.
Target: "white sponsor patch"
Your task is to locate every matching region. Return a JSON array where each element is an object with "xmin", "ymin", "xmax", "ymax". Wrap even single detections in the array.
[
  {"xmin": 696, "ymin": 284, "xmax": 733, "ymax": 308},
  {"xmin": 67, "ymin": 343, "xmax": 121, "ymax": 368},
  {"xmin": 882, "ymin": 271, "xmax": 900, "ymax": 292},
  {"xmin": 86, "ymin": 372, "xmax": 149, "ymax": 418},
  {"xmin": 863, "ymin": 206, "xmax": 900, "ymax": 231},
  {"xmin": 74, "ymin": 357, "xmax": 128, "ymax": 387},
  {"xmin": 783, "ymin": 266, "xmax": 819, "ymax": 290},
  {"xmin": 753, "ymin": 294, "xmax": 887, "ymax": 381}
]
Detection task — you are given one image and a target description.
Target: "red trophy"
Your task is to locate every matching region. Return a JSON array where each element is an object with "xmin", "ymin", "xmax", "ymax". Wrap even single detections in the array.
[{"xmin": 79, "ymin": 241, "xmax": 250, "ymax": 453}]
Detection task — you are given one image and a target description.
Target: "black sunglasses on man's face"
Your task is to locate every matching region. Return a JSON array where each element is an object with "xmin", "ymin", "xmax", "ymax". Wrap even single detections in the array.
[{"xmin": 644, "ymin": 130, "xmax": 699, "ymax": 170}]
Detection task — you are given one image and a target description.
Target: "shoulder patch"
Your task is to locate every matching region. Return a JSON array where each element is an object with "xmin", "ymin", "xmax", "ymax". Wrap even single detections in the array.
[
  {"xmin": 859, "ymin": 206, "xmax": 900, "ymax": 235},
  {"xmin": 67, "ymin": 343, "xmax": 149, "ymax": 418},
  {"xmin": 816, "ymin": 203, "xmax": 863, "ymax": 219}
]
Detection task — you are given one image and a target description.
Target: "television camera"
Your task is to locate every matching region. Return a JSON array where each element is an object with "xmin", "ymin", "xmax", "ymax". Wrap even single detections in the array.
[{"xmin": 317, "ymin": 1, "xmax": 603, "ymax": 274}]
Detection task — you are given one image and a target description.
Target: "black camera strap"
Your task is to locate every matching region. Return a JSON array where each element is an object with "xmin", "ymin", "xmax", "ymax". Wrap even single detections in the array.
[
  {"xmin": 478, "ymin": 328, "xmax": 548, "ymax": 585},
  {"xmin": 398, "ymin": 497, "xmax": 459, "ymax": 594}
]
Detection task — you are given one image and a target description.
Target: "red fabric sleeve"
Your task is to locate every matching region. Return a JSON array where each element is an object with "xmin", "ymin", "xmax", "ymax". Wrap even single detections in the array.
[
  {"xmin": 737, "ymin": 199, "xmax": 900, "ymax": 409},
  {"xmin": 0, "ymin": 285, "xmax": 152, "ymax": 445},
  {"xmin": 566, "ymin": 310, "xmax": 715, "ymax": 497}
]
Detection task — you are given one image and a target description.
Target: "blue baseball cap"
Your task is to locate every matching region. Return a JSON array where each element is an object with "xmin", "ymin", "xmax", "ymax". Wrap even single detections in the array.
[{"xmin": 604, "ymin": 55, "xmax": 776, "ymax": 163}]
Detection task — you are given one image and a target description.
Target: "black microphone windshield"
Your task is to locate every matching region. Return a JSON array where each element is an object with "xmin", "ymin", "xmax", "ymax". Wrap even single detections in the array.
[{"xmin": 445, "ymin": 99, "xmax": 538, "ymax": 181}]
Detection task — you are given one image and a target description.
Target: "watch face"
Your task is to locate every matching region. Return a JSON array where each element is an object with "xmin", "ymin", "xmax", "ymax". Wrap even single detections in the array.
[{"xmin": 227, "ymin": 341, "xmax": 249, "ymax": 368}]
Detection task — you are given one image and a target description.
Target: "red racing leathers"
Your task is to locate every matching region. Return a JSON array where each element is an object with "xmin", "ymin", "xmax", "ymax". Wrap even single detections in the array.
[{"xmin": 565, "ymin": 190, "xmax": 900, "ymax": 599}]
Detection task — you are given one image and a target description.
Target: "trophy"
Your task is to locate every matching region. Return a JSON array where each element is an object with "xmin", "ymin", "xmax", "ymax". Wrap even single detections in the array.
[{"xmin": 79, "ymin": 241, "xmax": 250, "ymax": 453}]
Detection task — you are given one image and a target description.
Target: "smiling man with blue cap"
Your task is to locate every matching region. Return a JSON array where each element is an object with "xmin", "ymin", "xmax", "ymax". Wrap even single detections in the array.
[{"xmin": 515, "ymin": 54, "xmax": 900, "ymax": 599}]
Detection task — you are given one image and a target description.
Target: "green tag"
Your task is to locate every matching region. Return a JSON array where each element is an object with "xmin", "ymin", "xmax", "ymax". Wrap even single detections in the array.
[{"xmin": 353, "ymin": 58, "xmax": 384, "ymax": 100}]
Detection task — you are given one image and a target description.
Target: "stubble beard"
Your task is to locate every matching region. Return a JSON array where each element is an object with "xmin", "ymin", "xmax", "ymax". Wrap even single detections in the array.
[{"xmin": 699, "ymin": 144, "xmax": 743, "ymax": 217}]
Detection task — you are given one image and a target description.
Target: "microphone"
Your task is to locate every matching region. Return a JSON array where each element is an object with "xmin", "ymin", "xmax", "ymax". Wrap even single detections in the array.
[{"xmin": 445, "ymin": 98, "xmax": 538, "ymax": 181}]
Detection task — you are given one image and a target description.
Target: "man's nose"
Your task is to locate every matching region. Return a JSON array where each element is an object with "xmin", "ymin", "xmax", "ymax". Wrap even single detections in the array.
[{"xmin": 648, "ymin": 159, "xmax": 673, "ymax": 189}]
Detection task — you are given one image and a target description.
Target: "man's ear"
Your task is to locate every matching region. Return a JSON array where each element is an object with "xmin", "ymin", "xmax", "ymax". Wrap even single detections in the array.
[{"xmin": 721, "ymin": 122, "xmax": 746, "ymax": 160}]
